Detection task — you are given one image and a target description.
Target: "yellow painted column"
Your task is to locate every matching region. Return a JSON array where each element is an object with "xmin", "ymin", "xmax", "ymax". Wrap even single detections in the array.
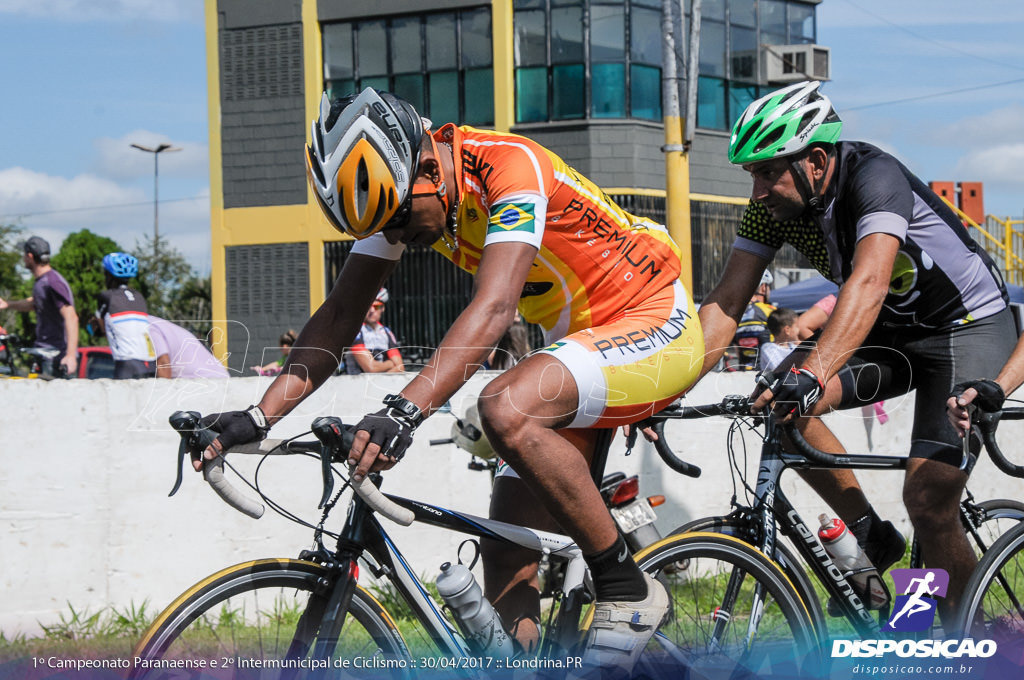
[
  {"xmin": 664, "ymin": 117, "xmax": 694, "ymax": 292},
  {"xmin": 491, "ymin": 0, "xmax": 515, "ymax": 133},
  {"xmin": 302, "ymin": 0, "xmax": 328, "ymax": 312},
  {"xmin": 204, "ymin": 0, "xmax": 228, "ymax": 363}
]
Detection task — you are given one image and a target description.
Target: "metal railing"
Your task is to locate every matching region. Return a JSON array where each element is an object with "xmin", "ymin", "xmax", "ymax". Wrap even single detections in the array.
[{"xmin": 941, "ymin": 198, "xmax": 1024, "ymax": 285}]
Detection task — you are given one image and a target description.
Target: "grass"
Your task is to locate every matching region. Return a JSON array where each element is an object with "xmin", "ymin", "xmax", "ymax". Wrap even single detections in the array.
[{"xmin": 0, "ymin": 602, "xmax": 155, "ymax": 662}]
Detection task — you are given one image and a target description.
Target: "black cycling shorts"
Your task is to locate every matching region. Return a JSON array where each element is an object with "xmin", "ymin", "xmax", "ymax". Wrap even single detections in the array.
[{"xmin": 834, "ymin": 307, "xmax": 1018, "ymax": 468}]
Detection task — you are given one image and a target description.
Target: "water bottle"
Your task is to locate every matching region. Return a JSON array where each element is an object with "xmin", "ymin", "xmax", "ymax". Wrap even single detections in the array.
[
  {"xmin": 817, "ymin": 514, "xmax": 888, "ymax": 611},
  {"xmin": 435, "ymin": 561, "xmax": 512, "ymax": 655}
]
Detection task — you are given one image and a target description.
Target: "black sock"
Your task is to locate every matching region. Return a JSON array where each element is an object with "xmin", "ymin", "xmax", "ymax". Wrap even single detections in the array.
[
  {"xmin": 584, "ymin": 535, "xmax": 648, "ymax": 602},
  {"xmin": 848, "ymin": 507, "xmax": 879, "ymax": 548}
]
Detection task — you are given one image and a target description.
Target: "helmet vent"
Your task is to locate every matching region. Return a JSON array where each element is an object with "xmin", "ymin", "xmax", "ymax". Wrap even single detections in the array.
[{"xmin": 754, "ymin": 126, "xmax": 785, "ymax": 154}]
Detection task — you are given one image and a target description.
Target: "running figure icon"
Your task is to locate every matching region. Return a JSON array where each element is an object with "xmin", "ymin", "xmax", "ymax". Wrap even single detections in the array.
[{"xmin": 885, "ymin": 568, "xmax": 950, "ymax": 632}]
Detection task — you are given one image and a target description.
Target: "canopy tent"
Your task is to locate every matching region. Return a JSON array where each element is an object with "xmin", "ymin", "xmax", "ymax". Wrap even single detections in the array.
[{"xmin": 770, "ymin": 275, "xmax": 1024, "ymax": 313}]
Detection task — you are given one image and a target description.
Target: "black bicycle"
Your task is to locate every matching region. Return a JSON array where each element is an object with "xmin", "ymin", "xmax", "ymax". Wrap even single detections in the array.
[
  {"xmin": 662, "ymin": 396, "xmax": 1024, "ymax": 644},
  {"xmin": 130, "ymin": 411, "xmax": 821, "ymax": 680}
]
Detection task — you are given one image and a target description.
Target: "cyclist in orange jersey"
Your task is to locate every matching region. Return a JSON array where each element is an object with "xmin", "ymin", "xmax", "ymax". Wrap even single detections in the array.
[{"xmin": 193, "ymin": 88, "xmax": 703, "ymax": 671}]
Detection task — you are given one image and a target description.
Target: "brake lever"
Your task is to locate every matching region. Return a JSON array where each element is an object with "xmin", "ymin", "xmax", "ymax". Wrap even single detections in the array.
[
  {"xmin": 311, "ymin": 416, "xmax": 355, "ymax": 509},
  {"xmin": 168, "ymin": 410, "xmax": 205, "ymax": 497}
]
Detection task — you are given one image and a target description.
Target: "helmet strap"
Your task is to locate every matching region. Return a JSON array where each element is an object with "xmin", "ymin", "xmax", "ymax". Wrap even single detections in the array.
[
  {"xmin": 789, "ymin": 146, "xmax": 834, "ymax": 215},
  {"xmin": 412, "ymin": 136, "xmax": 460, "ymax": 248}
]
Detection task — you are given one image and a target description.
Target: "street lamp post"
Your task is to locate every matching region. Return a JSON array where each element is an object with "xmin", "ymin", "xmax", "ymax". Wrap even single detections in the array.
[{"xmin": 130, "ymin": 142, "xmax": 181, "ymax": 287}]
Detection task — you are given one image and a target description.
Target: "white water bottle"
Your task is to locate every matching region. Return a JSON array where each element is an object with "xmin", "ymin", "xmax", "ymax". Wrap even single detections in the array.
[
  {"xmin": 435, "ymin": 561, "xmax": 512, "ymax": 655},
  {"xmin": 817, "ymin": 514, "xmax": 888, "ymax": 610}
]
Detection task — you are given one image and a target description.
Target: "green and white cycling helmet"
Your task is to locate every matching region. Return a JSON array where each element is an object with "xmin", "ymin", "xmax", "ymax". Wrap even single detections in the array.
[{"xmin": 728, "ymin": 81, "xmax": 842, "ymax": 165}]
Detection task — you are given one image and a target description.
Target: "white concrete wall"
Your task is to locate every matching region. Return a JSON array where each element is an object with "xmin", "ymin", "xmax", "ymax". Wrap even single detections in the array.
[{"xmin": 2, "ymin": 372, "xmax": 1022, "ymax": 635}]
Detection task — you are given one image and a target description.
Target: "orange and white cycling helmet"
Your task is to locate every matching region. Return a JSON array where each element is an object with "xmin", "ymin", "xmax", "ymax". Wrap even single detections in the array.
[{"xmin": 305, "ymin": 88, "xmax": 425, "ymax": 239}]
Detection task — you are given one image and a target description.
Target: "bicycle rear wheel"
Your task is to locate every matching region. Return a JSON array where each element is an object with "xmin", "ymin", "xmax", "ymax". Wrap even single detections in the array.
[
  {"xmin": 955, "ymin": 521, "xmax": 1024, "ymax": 641},
  {"xmin": 130, "ymin": 559, "xmax": 411, "ymax": 679},
  {"xmin": 633, "ymin": 532, "xmax": 821, "ymax": 679}
]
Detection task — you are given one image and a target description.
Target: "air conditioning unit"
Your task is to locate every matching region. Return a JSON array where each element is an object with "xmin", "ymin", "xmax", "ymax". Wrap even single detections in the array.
[{"xmin": 762, "ymin": 44, "xmax": 831, "ymax": 83}]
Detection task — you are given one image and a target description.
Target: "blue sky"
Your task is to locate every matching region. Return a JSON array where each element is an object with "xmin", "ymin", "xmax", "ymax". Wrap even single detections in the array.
[{"xmin": 0, "ymin": 0, "xmax": 1021, "ymax": 276}]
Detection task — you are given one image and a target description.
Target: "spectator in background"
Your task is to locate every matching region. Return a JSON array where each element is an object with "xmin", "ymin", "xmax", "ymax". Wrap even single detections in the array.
[
  {"xmin": 343, "ymin": 288, "xmax": 405, "ymax": 374},
  {"xmin": 0, "ymin": 236, "xmax": 78, "ymax": 377},
  {"xmin": 726, "ymin": 269, "xmax": 776, "ymax": 370},
  {"xmin": 796, "ymin": 293, "xmax": 836, "ymax": 340},
  {"xmin": 97, "ymin": 252, "xmax": 155, "ymax": 379},
  {"xmin": 149, "ymin": 316, "xmax": 229, "ymax": 379},
  {"xmin": 758, "ymin": 307, "xmax": 801, "ymax": 372},
  {"xmin": 251, "ymin": 329, "xmax": 297, "ymax": 376}
]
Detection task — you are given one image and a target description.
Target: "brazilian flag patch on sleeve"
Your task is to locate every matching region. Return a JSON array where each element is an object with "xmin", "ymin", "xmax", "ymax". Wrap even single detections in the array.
[{"xmin": 488, "ymin": 202, "xmax": 537, "ymax": 234}]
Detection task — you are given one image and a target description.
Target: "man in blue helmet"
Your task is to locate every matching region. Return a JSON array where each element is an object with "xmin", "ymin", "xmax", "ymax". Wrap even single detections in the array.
[
  {"xmin": 96, "ymin": 252, "xmax": 155, "ymax": 379},
  {"xmin": 691, "ymin": 81, "xmax": 1016, "ymax": 628}
]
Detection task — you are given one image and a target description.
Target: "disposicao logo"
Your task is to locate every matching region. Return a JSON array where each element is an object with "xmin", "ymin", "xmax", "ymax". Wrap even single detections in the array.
[{"xmin": 831, "ymin": 568, "xmax": 998, "ymax": 660}]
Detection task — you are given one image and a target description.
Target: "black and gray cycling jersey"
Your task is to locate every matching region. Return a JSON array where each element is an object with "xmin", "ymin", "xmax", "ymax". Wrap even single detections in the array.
[{"xmin": 735, "ymin": 141, "xmax": 1008, "ymax": 329}]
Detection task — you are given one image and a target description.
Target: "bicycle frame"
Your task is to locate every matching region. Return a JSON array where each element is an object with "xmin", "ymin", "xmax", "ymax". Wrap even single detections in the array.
[{"xmin": 307, "ymin": 475, "xmax": 588, "ymax": 662}]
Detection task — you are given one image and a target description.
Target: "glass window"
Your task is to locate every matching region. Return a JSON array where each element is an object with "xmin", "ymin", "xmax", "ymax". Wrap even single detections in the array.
[
  {"xmin": 464, "ymin": 68, "xmax": 495, "ymax": 125},
  {"xmin": 516, "ymin": 66, "xmax": 548, "ymax": 122},
  {"xmin": 730, "ymin": 25, "xmax": 757, "ymax": 81},
  {"xmin": 630, "ymin": 7, "xmax": 660, "ymax": 65},
  {"xmin": 514, "ymin": 9, "xmax": 546, "ymax": 66},
  {"xmin": 360, "ymin": 75, "xmax": 388, "ymax": 92},
  {"xmin": 425, "ymin": 14, "xmax": 456, "ymax": 70},
  {"xmin": 514, "ymin": 0, "xmax": 544, "ymax": 8},
  {"xmin": 393, "ymin": 74, "xmax": 424, "ymax": 111},
  {"xmin": 591, "ymin": 62, "xmax": 625, "ymax": 118},
  {"xmin": 591, "ymin": 4, "xmax": 625, "ymax": 62},
  {"xmin": 697, "ymin": 76, "xmax": 727, "ymax": 130},
  {"xmin": 357, "ymin": 20, "xmax": 387, "ymax": 77},
  {"xmin": 730, "ymin": 0, "xmax": 756, "ymax": 27},
  {"xmin": 322, "ymin": 24, "xmax": 353, "ymax": 81},
  {"xmin": 729, "ymin": 82, "xmax": 758, "ymax": 125},
  {"xmin": 630, "ymin": 64, "xmax": 661, "ymax": 120},
  {"xmin": 702, "ymin": 0, "xmax": 726, "ymax": 21},
  {"xmin": 429, "ymin": 71, "xmax": 459, "ymax": 126},
  {"xmin": 391, "ymin": 17, "xmax": 421, "ymax": 74},
  {"xmin": 699, "ymin": 20, "xmax": 726, "ymax": 77},
  {"xmin": 326, "ymin": 78, "xmax": 355, "ymax": 100},
  {"xmin": 551, "ymin": 6, "xmax": 583, "ymax": 64},
  {"xmin": 789, "ymin": 2, "xmax": 816, "ymax": 44},
  {"xmin": 761, "ymin": 0, "xmax": 787, "ymax": 40},
  {"xmin": 553, "ymin": 64, "xmax": 585, "ymax": 119},
  {"xmin": 462, "ymin": 8, "xmax": 493, "ymax": 68}
]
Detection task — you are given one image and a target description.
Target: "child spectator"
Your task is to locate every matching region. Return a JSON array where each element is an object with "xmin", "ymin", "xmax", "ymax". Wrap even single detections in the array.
[
  {"xmin": 251, "ymin": 329, "xmax": 297, "ymax": 376},
  {"xmin": 758, "ymin": 307, "xmax": 801, "ymax": 372}
]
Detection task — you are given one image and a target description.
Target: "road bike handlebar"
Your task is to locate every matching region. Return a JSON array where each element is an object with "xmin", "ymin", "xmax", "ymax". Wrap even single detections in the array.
[
  {"xmin": 671, "ymin": 397, "xmax": 1024, "ymax": 476},
  {"xmin": 167, "ymin": 411, "xmax": 416, "ymax": 526}
]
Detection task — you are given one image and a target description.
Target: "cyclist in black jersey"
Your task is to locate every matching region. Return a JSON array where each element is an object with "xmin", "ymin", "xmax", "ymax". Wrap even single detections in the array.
[
  {"xmin": 693, "ymin": 81, "xmax": 1017, "ymax": 628},
  {"xmin": 96, "ymin": 252, "xmax": 155, "ymax": 379}
]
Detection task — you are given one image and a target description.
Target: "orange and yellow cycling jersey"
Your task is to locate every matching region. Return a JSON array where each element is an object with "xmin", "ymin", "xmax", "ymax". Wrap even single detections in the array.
[{"xmin": 428, "ymin": 124, "xmax": 682, "ymax": 342}]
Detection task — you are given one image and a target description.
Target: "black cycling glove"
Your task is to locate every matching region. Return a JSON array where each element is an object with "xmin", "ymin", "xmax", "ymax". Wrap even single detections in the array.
[
  {"xmin": 767, "ymin": 367, "xmax": 824, "ymax": 418},
  {"xmin": 354, "ymin": 401, "xmax": 422, "ymax": 461},
  {"xmin": 950, "ymin": 379, "xmax": 1006, "ymax": 413},
  {"xmin": 198, "ymin": 405, "xmax": 270, "ymax": 453}
]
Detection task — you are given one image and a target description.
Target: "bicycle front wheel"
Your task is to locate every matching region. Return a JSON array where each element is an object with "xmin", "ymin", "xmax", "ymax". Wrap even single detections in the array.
[
  {"xmin": 130, "ymin": 559, "xmax": 411, "ymax": 679},
  {"xmin": 955, "ymin": 521, "xmax": 1024, "ymax": 641},
  {"xmin": 634, "ymin": 532, "xmax": 821, "ymax": 679}
]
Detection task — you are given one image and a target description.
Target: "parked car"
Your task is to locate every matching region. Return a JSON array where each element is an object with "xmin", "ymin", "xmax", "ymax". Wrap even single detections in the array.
[{"xmin": 77, "ymin": 346, "xmax": 114, "ymax": 379}]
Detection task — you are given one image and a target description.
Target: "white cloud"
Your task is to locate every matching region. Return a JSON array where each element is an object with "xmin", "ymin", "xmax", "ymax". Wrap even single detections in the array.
[
  {"xmin": 93, "ymin": 131, "xmax": 209, "ymax": 182},
  {"xmin": 0, "ymin": 0, "xmax": 202, "ymax": 23},
  {"xmin": 937, "ymin": 105, "xmax": 1024, "ymax": 149},
  {"xmin": 0, "ymin": 167, "xmax": 211, "ymax": 273},
  {"xmin": 952, "ymin": 144, "xmax": 1024, "ymax": 193}
]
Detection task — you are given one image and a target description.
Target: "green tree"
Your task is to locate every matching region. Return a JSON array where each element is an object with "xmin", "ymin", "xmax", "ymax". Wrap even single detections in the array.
[
  {"xmin": 0, "ymin": 223, "xmax": 32, "ymax": 338},
  {"xmin": 50, "ymin": 229, "xmax": 124, "ymax": 346},
  {"xmin": 131, "ymin": 235, "xmax": 212, "ymax": 337}
]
